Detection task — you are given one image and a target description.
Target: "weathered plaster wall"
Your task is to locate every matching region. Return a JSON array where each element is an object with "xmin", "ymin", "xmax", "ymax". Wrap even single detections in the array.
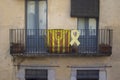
[
  {"xmin": 0, "ymin": 0, "xmax": 24, "ymax": 80},
  {"xmin": 48, "ymin": 0, "xmax": 77, "ymax": 29}
]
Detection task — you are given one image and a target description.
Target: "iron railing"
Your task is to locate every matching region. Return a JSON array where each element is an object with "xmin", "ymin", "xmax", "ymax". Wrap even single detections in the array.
[{"xmin": 10, "ymin": 29, "xmax": 113, "ymax": 56}]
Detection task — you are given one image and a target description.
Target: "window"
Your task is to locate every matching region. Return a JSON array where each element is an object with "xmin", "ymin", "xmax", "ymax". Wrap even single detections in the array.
[
  {"xmin": 26, "ymin": 0, "xmax": 47, "ymax": 30},
  {"xmin": 17, "ymin": 67, "xmax": 55, "ymax": 80},
  {"xmin": 77, "ymin": 18, "xmax": 97, "ymax": 36},
  {"xmin": 71, "ymin": 68, "xmax": 107, "ymax": 80},
  {"xmin": 71, "ymin": 0, "xmax": 99, "ymax": 18},
  {"xmin": 77, "ymin": 18, "xmax": 98, "ymax": 52},
  {"xmin": 77, "ymin": 70, "xmax": 99, "ymax": 80},
  {"xmin": 75, "ymin": 0, "xmax": 99, "ymax": 52},
  {"xmin": 25, "ymin": 69, "xmax": 48, "ymax": 80},
  {"xmin": 26, "ymin": 0, "xmax": 47, "ymax": 52}
]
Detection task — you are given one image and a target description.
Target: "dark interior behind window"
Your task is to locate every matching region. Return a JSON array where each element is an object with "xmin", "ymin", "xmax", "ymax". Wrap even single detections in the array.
[
  {"xmin": 25, "ymin": 69, "xmax": 48, "ymax": 80},
  {"xmin": 77, "ymin": 70, "xmax": 99, "ymax": 80}
]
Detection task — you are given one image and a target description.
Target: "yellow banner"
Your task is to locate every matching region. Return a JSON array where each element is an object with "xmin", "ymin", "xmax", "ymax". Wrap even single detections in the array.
[{"xmin": 47, "ymin": 29, "xmax": 70, "ymax": 53}]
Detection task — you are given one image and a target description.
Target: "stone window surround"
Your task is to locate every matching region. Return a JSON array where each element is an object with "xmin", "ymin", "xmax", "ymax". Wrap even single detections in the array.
[
  {"xmin": 71, "ymin": 67, "xmax": 107, "ymax": 80},
  {"xmin": 16, "ymin": 66, "xmax": 55, "ymax": 80}
]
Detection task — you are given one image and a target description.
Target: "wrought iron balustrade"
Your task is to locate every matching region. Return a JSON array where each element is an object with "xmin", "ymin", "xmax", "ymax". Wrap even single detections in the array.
[{"xmin": 10, "ymin": 29, "xmax": 113, "ymax": 56}]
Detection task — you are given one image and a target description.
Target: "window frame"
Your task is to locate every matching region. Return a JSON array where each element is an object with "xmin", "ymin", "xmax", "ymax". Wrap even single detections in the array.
[
  {"xmin": 25, "ymin": 69, "xmax": 48, "ymax": 80},
  {"xmin": 25, "ymin": 0, "xmax": 48, "ymax": 30},
  {"xmin": 71, "ymin": 68, "xmax": 107, "ymax": 80},
  {"xmin": 16, "ymin": 66, "xmax": 55, "ymax": 80},
  {"xmin": 77, "ymin": 17, "xmax": 99, "ymax": 36}
]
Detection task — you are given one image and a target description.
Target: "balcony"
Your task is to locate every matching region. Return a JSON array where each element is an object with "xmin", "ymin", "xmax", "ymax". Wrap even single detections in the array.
[{"xmin": 10, "ymin": 29, "xmax": 113, "ymax": 56}]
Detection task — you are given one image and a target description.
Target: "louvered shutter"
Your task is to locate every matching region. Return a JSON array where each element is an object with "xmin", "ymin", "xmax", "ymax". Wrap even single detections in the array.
[{"xmin": 71, "ymin": 0, "xmax": 99, "ymax": 18}]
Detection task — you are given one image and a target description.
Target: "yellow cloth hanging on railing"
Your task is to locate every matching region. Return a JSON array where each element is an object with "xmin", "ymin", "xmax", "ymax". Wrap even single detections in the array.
[{"xmin": 47, "ymin": 29, "xmax": 71, "ymax": 53}]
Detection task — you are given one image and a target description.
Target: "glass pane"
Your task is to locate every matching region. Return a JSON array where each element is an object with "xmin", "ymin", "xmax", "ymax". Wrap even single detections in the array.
[
  {"xmin": 78, "ymin": 18, "xmax": 85, "ymax": 35},
  {"xmin": 27, "ymin": 1, "xmax": 35, "ymax": 35},
  {"xmin": 39, "ymin": 1, "xmax": 46, "ymax": 29},
  {"xmin": 88, "ymin": 18, "xmax": 97, "ymax": 35},
  {"xmin": 77, "ymin": 70, "xmax": 99, "ymax": 80},
  {"xmin": 25, "ymin": 69, "xmax": 48, "ymax": 80}
]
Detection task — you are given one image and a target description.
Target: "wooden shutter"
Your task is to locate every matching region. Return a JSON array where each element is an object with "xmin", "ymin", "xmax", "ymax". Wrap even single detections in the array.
[{"xmin": 71, "ymin": 0, "xmax": 99, "ymax": 18}]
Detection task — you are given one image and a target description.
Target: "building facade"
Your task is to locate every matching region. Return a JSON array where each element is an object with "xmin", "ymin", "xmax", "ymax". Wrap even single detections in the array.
[{"xmin": 0, "ymin": 0, "xmax": 120, "ymax": 80}]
